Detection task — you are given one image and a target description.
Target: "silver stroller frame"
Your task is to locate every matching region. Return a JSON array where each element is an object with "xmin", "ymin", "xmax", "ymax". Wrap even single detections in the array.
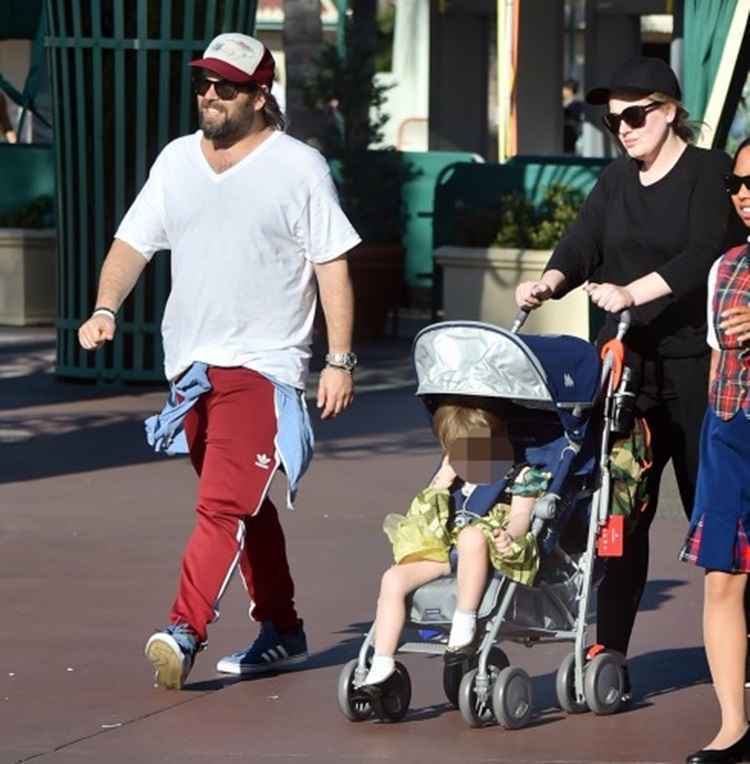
[{"xmin": 338, "ymin": 309, "xmax": 632, "ymax": 727}]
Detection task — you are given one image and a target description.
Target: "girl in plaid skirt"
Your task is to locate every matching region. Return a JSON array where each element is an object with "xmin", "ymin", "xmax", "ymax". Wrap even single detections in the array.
[{"xmin": 680, "ymin": 137, "xmax": 750, "ymax": 764}]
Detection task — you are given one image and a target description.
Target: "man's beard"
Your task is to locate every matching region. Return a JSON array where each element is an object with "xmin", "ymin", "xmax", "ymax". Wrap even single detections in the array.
[{"xmin": 199, "ymin": 98, "xmax": 255, "ymax": 142}]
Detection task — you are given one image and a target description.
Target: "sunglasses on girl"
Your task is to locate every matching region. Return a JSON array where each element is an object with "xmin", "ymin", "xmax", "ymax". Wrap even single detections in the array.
[
  {"xmin": 602, "ymin": 102, "xmax": 661, "ymax": 134},
  {"xmin": 192, "ymin": 75, "xmax": 255, "ymax": 101},
  {"xmin": 725, "ymin": 174, "xmax": 750, "ymax": 195}
]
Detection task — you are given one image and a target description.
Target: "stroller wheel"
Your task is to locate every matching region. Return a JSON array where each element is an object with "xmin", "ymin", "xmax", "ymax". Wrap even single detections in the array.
[
  {"xmin": 443, "ymin": 647, "xmax": 509, "ymax": 708},
  {"xmin": 492, "ymin": 666, "xmax": 534, "ymax": 730},
  {"xmin": 373, "ymin": 661, "xmax": 412, "ymax": 722},
  {"xmin": 337, "ymin": 659, "xmax": 373, "ymax": 722},
  {"xmin": 458, "ymin": 667, "xmax": 496, "ymax": 727},
  {"xmin": 583, "ymin": 651, "xmax": 625, "ymax": 715},
  {"xmin": 555, "ymin": 652, "xmax": 589, "ymax": 715}
]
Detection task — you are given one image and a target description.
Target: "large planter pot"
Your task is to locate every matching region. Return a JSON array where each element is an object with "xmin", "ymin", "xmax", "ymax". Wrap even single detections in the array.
[
  {"xmin": 0, "ymin": 228, "xmax": 56, "ymax": 326},
  {"xmin": 349, "ymin": 243, "xmax": 405, "ymax": 341},
  {"xmin": 434, "ymin": 245, "xmax": 590, "ymax": 339}
]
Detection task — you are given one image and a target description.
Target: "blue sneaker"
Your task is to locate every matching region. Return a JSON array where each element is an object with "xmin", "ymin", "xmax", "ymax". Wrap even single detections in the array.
[
  {"xmin": 216, "ymin": 620, "xmax": 308, "ymax": 675},
  {"xmin": 145, "ymin": 623, "xmax": 201, "ymax": 689}
]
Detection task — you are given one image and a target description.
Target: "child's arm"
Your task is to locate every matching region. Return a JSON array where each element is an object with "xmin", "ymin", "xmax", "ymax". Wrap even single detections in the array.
[
  {"xmin": 429, "ymin": 454, "xmax": 457, "ymax": 490},
  {"xmin": 494, "ymin": 493, "xmax": 535, "ymax": 556}
]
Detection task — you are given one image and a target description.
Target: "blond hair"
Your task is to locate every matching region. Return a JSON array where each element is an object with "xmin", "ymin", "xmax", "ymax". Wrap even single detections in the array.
[
  {"xmin": 649, "ymin": 91, "xmax": 698, "ymax": 143},
  {"xmin": 432, "ymin": 401, "xmax": 505, "ymax": 452}
]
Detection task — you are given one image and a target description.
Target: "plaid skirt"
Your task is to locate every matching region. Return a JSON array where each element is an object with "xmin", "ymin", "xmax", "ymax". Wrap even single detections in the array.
[
  {"xmin": 679, "ymin": 408, "xmax": 750, "ymax": 573},
  {"xmin": 679, "ymin": 515, "xmax": 750, "ymax": 573}
]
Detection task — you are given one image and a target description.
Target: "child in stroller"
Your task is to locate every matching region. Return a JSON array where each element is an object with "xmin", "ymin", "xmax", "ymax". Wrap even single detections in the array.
[
  {"xmin": 358, "ymin": 396, "xmax": 551, "ymax": 692},
  {"xmin": 338, "ymin": 315, "xmax": 634, "ymax": 728}
]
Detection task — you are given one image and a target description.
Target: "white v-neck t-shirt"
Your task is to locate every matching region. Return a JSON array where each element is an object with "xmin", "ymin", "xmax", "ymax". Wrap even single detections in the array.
[{"xmin": 115, "ymin": 130, "xmax": 361, "ymax": 387}]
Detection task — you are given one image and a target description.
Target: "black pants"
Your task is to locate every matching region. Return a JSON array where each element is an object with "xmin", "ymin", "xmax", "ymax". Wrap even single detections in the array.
[{"xmin": 596, "ymin": 353, "xmax": 710, "ymax": 656}]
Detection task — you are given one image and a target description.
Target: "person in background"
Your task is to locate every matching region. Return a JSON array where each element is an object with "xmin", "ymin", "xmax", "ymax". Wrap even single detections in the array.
[{"xmin": 562, "ymin": 78, "xmax": 583, "ymax": 155}]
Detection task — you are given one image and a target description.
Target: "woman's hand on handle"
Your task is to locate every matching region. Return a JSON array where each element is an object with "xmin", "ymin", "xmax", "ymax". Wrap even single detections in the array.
[
  {"xmin": 515, "ymin": 269, "xmax": 566, "ymax": 310},
  {"xmin": 515, "ymin": 281, "xmax": 553, "ymax": 310},
  {"xmin": 583, "ymin": 282, "xmax": 635, "ymax": 313}
]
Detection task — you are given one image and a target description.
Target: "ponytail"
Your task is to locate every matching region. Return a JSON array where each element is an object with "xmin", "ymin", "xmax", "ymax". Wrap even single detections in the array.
[{"xmin": 262, "ymin": 92, "xmax": 286, "ymax": 132}]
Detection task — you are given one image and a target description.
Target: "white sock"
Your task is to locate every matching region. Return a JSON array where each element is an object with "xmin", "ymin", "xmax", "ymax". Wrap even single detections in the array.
[
  {"xmin": 448, "ymin": 608, "xmax": 477, "ymax": 649},
  {"xmin": 363, "ymin": 655, "xmax": 395, "ymax": 685}
]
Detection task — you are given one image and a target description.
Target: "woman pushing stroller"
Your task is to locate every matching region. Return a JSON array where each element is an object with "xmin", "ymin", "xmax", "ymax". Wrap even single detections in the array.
[{"xmin": 358, "ymin": 396, "xmax": 550, "ymax": 695}]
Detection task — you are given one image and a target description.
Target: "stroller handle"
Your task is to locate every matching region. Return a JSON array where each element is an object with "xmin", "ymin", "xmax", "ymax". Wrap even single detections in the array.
[
  {"xmin": 615, "ymin": 309, "xmax": 632, "ymax": 340},
  {"xmin": 511, "ymin": 307, "xmax": 631, "ymax": 338},
  {"xmin": 510, "ymin": 307, "xmax": 530, "ymax": 334}
]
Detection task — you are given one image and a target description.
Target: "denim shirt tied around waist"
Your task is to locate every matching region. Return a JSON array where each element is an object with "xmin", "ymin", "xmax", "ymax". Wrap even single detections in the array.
[{"xmin": 144, "ymin": 362, "xmax": 314, "ymax": 510}]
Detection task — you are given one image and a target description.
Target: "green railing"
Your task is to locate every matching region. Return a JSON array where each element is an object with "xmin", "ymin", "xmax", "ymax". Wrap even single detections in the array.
[{"xmin": 45, "ymin": 0, "xmax": 258, "ymax": 382}]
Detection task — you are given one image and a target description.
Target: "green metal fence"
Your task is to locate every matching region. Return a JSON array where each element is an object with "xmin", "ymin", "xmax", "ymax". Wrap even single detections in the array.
[{"xmin": 45, "ymin": 0, "xmax": 258, "ymax": 382}]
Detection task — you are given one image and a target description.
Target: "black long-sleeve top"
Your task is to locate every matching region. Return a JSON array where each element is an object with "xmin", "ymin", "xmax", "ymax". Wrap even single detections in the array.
[{"xmin": 546, "ymin": 145, "xmax": 732, "ymax": 358}]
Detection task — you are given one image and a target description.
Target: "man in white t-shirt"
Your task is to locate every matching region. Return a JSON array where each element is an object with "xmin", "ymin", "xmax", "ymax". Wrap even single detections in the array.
[{"xmin": 78, "ymin": 33, "xmax": 361, "ymax": 689}]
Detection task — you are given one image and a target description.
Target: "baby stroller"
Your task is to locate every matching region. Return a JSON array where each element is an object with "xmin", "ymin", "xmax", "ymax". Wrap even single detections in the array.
[{"xmin": 337, "ymin": 309, "xmax": 634, "ymax": 728}]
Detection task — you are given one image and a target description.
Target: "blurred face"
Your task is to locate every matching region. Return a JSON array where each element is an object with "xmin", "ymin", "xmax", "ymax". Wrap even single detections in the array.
[
  {"xmin": 194, "ymin": 74, "xmax": 265, "ymax": 141},
  {"xmin": 447, "ymin": 425, "xmax": 514, "ymax": 485},
  {"xmin": 606, "ymin": 93, "xmax": 675, "ymax": 160},
  {"xmin": 730, "ymin": 146, "xmax": 750, "ymax": 228}
]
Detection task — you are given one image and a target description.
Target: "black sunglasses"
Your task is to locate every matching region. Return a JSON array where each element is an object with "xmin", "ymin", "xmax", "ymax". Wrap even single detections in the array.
[
  {"xmin": 192, "ymin": 75, "xmax": 255, "ymax": 101},
  {"xmin": 725, "ymin": 174, "xmax": 750, "ymax": 195},
  {"xmin": 602, "ymin": 102, "xmax": 661, "ymax": 134}
]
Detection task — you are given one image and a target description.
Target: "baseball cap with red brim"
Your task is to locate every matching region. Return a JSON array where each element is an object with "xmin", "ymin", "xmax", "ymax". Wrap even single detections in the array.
[{"xmin": 190, "ymin": 33, "xmax": 275, "ymax": 88}]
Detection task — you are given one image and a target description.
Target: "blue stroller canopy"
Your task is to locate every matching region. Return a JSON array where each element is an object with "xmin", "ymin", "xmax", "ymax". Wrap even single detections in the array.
[{"xmin": 413, "ymin": 322, "xmax": 602, "ymax": 442}]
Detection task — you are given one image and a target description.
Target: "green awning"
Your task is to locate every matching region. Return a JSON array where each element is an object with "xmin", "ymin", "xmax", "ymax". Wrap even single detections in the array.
[{"xmin": 683, "ymin": 0, "xmax": 738, "ymax": 122}]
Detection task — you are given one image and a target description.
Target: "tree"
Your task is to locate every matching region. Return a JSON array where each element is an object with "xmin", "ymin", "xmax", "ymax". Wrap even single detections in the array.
[{"xmin": 283, "ymin": 0, "xmax": 325, "ymax": 142}]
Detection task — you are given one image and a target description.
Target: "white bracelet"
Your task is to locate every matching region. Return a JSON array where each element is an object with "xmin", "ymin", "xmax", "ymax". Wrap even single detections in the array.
[{"xmin": 92, "ymin": 308, "xmax": 116, "ymax": 322}]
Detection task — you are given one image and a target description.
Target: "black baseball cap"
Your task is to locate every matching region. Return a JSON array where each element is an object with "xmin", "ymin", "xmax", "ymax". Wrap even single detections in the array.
[{"xmin": 586, "ymin": 56, "xmax": 682, "ymax": 105}]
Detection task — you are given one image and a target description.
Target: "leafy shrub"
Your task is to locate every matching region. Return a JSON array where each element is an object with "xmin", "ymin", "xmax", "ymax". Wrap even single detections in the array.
[
  {"xmin": 526, "ymin": 184, "xmax": 585, "ymax": 249},
  {"xmin": 453, "ymin": 184, "xmax": 584, "ymax": 250}
]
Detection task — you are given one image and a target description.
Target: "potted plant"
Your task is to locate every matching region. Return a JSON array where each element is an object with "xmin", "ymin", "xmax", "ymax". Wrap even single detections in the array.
[
  {"xmin": 435, "ymin": 184, "xmax": 593, "ymax": 338},
  {"xmin": 0, "ymin": 195, "xmax": 56, "ymax": 326},
  {"xmin": 305, "ymin": 22, "xmax": 415, "ymax": 340}
]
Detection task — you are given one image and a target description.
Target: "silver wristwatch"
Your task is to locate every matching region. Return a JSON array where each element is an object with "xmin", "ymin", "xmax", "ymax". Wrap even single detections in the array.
[{"xmin": 325, "ymin": 351, "xmax": 358, "ymax": 373}]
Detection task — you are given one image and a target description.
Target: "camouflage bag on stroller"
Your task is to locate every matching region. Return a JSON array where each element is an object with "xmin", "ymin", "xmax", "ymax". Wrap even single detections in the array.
[{"xmin": 609, "ymin": 416, "xmax": 652, "ymax": 534}]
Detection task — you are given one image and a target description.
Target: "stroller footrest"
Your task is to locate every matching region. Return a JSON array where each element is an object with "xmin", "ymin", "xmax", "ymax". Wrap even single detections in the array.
[{"xmin": 398, "ymin": 642, "xmax": 446, "ymax": 655}]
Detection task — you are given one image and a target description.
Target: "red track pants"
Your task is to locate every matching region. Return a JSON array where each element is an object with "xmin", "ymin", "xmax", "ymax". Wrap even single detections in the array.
[{"xmin": 168, "ymin": 367, "xmax": 299, "ymax": 642}]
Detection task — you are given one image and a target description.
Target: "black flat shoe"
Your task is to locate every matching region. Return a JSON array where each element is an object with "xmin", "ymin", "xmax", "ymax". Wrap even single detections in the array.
[
  {"xmin": 443, "ymin": 644, "xmax": 477, "ymax": 668},
  {"xmin": 355, "ymin": 671, "xmax": 397, "ymax": 701},
  {"xmin": 685, "ymin": 726, "xmax": 750, "ymax": 764},
  {"xmin": 443, "ymin": 630, "xmax": 483, "ymax": 667}
]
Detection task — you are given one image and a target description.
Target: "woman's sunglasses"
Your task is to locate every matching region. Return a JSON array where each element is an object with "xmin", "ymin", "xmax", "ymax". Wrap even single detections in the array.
[
  {"xmin": 602, "ymin": 102, "xmax": 661, "ymax": 134},
  {"xmin": 192, "ymin": 75, "xmax": 255, "ymax": 101},
  {"xmin": 725, "ymin": 174, "xmax": 750, "ymax": 195}
]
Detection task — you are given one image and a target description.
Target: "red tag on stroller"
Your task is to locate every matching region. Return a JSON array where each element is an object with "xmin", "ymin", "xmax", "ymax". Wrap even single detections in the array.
[{"xmin": 597, "ymin": 515, "xmax": 624, "ymax": 557}]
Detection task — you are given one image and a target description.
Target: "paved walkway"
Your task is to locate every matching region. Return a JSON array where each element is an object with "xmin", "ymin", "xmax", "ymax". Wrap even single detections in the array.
[{"xmin": 1, "ymin": 326, "xmax": 715, "ymax": 764}]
